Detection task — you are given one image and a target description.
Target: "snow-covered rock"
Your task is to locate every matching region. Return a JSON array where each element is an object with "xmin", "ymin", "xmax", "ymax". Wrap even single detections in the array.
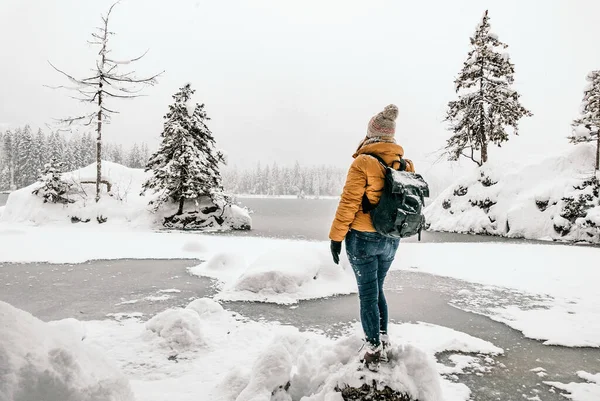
[
  {"xmin": 145, "ymin": 308, "xmax": 205, "ymax": 349},
  {"xmin": 186, "ymin": 297, "xmax": 225, "ymax": 317},
  {"xmin": 0, "ymin": 161, "xmax": 251, "ymax": 231},
  {"xmin": 0, "ymin": 301, "xmax": 133, "ymax": 401},
  {"xmin": 425, "ymin": 143, "xmax": 600, "ymax": 243}
]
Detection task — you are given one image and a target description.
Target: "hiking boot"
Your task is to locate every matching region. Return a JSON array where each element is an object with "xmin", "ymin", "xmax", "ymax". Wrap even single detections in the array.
[
  {"xmin": 380, "ymin": 334, "xmax": 391, "ymax": 363},
  {"xmin": 361, "ymin": 343, "xmax": 382, "ymax": 372}
]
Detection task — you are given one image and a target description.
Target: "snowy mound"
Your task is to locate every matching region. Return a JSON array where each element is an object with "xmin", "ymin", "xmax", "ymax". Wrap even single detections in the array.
[
  {"xmin": 425, "ymin": 143, "xmax": 600, "ymax": 243},
  {"xmin": 224, "ymin": 329, "xmax": 445, "ymax": 401},
  {"xmin": 188, "ymin": 241, "xmax": 357, "ymax": 304},
  {"xmin": 0, "ymin": 301, "xmax": 133, "ymax": 401},
  {"xmin": 0, "ymin": 161, "xmax": 251, "ymax": 230},
  {"xmin": 146, "ymin": 308, "xmax": 205, "ymax": 349}
]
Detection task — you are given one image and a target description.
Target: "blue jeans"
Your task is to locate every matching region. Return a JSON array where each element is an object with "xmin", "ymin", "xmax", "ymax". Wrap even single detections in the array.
[{"xmin": 345, "ymin": 229, "xmax": 400, "ymax": 347}]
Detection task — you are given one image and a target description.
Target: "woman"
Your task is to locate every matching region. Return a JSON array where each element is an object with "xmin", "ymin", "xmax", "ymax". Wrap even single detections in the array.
[{"xmin": 329, "ymin": 104, "xmax": 415, "ymax": 371}]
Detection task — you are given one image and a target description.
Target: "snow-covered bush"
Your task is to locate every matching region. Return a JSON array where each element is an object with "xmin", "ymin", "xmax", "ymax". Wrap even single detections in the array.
[
  {"xmin": 426, "ymin": 143, "xmax": 600, "ymax": 243},
  {"xmin": 32, "ymin": 158, "xmax": 74, "ymax": 204},
  {"xmin": 0, "ymin": 301, "xmax": 133, "ymax": 401}
]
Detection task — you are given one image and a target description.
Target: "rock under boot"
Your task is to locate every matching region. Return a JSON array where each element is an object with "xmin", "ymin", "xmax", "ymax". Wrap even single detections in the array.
[{"xmin": 361, "ymin": 344, "xmax": 382, "ymax": 372}]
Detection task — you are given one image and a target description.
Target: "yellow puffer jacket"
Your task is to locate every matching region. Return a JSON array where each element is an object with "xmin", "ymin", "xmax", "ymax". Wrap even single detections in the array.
[{"xmin": 329, "ymin": 142, "xmax": 415, "ymax": 242}]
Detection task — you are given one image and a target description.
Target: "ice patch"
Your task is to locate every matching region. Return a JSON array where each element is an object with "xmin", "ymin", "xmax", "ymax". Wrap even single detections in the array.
[{"xmin": 145, "ymin": 294, "xmax": 173, "ymax": 302}]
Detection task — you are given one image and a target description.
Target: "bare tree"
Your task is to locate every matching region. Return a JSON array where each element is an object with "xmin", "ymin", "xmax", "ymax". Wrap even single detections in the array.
[{"xmin": 47, "ymin": 1, "xmax": 162, "ymax": 201}]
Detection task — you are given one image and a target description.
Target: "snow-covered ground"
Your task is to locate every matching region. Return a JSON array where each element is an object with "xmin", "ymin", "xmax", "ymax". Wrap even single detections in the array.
[
  {"xmin": 425, "ymin": 143, "xmax": 600, "ymax": 244},
  {"xmin": 2, "ymin": 297, "xmax": 504, "ymax": 401},
  {"xmin": 1, "ymin": 226, "xmax": 599, "ymax": 348},
  {"xmin": 0, "ymin": 161, "xmax": 251, "ymax": 230}
]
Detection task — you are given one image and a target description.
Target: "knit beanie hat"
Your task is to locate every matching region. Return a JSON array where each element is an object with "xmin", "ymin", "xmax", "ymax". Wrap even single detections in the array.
[{"xmin": 367, "ymin": 104, "xmax": 398, "ymax": 140}]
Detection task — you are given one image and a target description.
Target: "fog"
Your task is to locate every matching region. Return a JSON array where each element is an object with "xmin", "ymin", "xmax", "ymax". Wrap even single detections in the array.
[{"xmin": 1, "ymin": 0, "xmax": 599, "ymax": 169}]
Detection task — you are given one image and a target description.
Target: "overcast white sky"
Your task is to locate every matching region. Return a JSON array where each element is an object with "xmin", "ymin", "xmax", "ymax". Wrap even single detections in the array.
[{"xmin": 1, "ymin": 0, "xmax": 599, "ymax": 169}]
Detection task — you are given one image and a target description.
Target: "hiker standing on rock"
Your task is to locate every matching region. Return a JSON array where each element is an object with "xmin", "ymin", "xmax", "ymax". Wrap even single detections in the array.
[{"xmin": 329, "ymin": 104, "xmax": 415, "ymax": 371}]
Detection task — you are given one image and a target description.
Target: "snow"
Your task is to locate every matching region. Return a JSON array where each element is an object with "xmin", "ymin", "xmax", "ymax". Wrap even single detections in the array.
[
  {"xmin": 425, "ymin": 143, "xmax": 600, "ymax": 244},
  {"xmin": 0, "ymin": 301, "xmax": 133, "ymax": 401},
  {"xmin": 0, "ymin": 206, "xmax": 4, "ymax": 219},
  {"xmin": 75, "ymin": 299, "xmax": 501, "ymax": 401},
  {"xmin": 145, "ymin": 308, "xmax": 205, "ymax": 348},
  {"xmin": 0, "ymin": 161, "xmax": 251, "ymax": 230},
  {"xmin": 545, "ymin": 371, "xmax": 600, "ymax": 401}
]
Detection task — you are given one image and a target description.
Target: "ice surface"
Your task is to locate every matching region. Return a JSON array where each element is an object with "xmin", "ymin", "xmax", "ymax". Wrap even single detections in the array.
[{"xmin": 1, "ymin": 225, "xmax": 599, "ymax": 347}]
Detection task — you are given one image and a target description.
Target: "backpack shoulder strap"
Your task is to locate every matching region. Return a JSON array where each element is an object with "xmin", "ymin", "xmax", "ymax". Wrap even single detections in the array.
[
  {"xmin": 365, "ymin": 153, "xmax": 408, "ymax": 171},
  {"xmin": 364, "ymin": 153, "xmax": 389, "ymax": 169}
]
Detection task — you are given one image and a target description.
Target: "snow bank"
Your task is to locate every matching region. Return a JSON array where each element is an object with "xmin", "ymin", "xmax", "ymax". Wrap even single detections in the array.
[
  {"xmin": 545, "ymin": 371, "xmax": 600, "ymax": 401},
  {"xmin": 188, "ymin": 241, "xmax": 357, "ymax": 304},
  {"xmin": 0, "ymin": 206, "xmax": 4, "ymax": 218},
  {"xmin": 0, "ymin": 301, "xmax": 133, "ymax": 401},
  {"xmin": 0, "ymin": 161, "xmax": 251, "ymax": 230},
  {"xmin": 425, "ymin": 143, "xmax": 600, "ymax": 243}
]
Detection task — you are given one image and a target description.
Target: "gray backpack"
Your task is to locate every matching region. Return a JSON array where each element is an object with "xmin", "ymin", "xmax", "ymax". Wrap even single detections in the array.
[{"xmin": 361, "ymin": 154, "xmax": 429, "ymax": 240}]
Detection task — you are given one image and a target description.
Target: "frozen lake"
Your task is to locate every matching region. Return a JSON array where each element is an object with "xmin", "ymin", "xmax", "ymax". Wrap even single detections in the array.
[
  {"xmin": 1, "ymin": 258, "xmax": 598, "ymax": 401},
  {"xmin": 227, "ymin": 197, "xmax": 558, "ymax": 244}
]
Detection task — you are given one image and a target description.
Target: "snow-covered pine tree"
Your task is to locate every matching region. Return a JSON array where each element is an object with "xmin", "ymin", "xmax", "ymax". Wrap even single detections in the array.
[
  {"xmin": 445, "ymin": 10, "xmax": 532, "ymax": 166},
  {"xmin": 139, "ymin": 142, "xmax": 150, "ymax": 167},
  {"xmin": 142, "ymin": 84, "xmax": 226, "ymax": 216},
  {"xmin": 18, "ymin": 125, "xmax": 36, "ymax": 186},
  {"xmin": 32, "ymin": 129, "xmax": 46, "ymax": 178},
  {"xmin": 569, "ymin": 70, "xmax": 600, "ymax": 173},
  {"xmin": 12, "ymin": 128, "xmax": 23, "ymax": 188},
  {"xmin": 127, "ymin": 143, "xmax": 142, "ymax": 168},
  {"xmin": 32, "ymin": 158, "xmax": 74, "ymax": 204}
]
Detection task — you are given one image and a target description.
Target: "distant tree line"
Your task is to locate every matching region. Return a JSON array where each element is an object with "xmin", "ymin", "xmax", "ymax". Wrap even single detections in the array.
[
  {"xmin": 0, "ymin": 126, "xmax": 150, "ymax": 191},
  {"xmin": 222, "ymin": 162, "xmax": 345, "ymax": 197}
]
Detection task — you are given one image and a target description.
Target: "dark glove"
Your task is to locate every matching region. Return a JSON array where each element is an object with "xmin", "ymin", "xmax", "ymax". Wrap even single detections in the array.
[{"xmin": 330, "ymin": 240, "xmax": 342, "ymax": 265}]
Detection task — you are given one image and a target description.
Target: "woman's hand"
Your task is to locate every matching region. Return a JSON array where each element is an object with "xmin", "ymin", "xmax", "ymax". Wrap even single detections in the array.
[{"xmin": 330, "ymin": 240, "xmax": 342, "ymax": 264}]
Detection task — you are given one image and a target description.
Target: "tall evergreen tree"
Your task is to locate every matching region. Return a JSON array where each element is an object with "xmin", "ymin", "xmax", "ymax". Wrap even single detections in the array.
[
  {"xmin": 12, "ymin": 128, "xmax": 23, "ymax": 188},
  {"xmin": 128, "ymin": 143, "xmax": 143, "ymax": 168},
  {"xmin": 142, "ymin": 84, "xmax": 226, "ymax": 214},
  {"xmin": 33, "ymin": 129, "xmax": 46, "ymax": 177},
  {"xmin": 139, "ymin": 142, "xmax": 150, "ymax": 167},
  {"xmin": 444, "ymin": 10, "xmax": 532, "ymax": 166},
  {"xmin": 18, "ymin": 126, "xmax": 36, "ymax": 186},
  {"xmin": 569, "ymin": 70, "xmax": 600, "ymax": 173},
  {"xmin": 3, "ymin": 130, "xmax": 15, "ymax": 189}
]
